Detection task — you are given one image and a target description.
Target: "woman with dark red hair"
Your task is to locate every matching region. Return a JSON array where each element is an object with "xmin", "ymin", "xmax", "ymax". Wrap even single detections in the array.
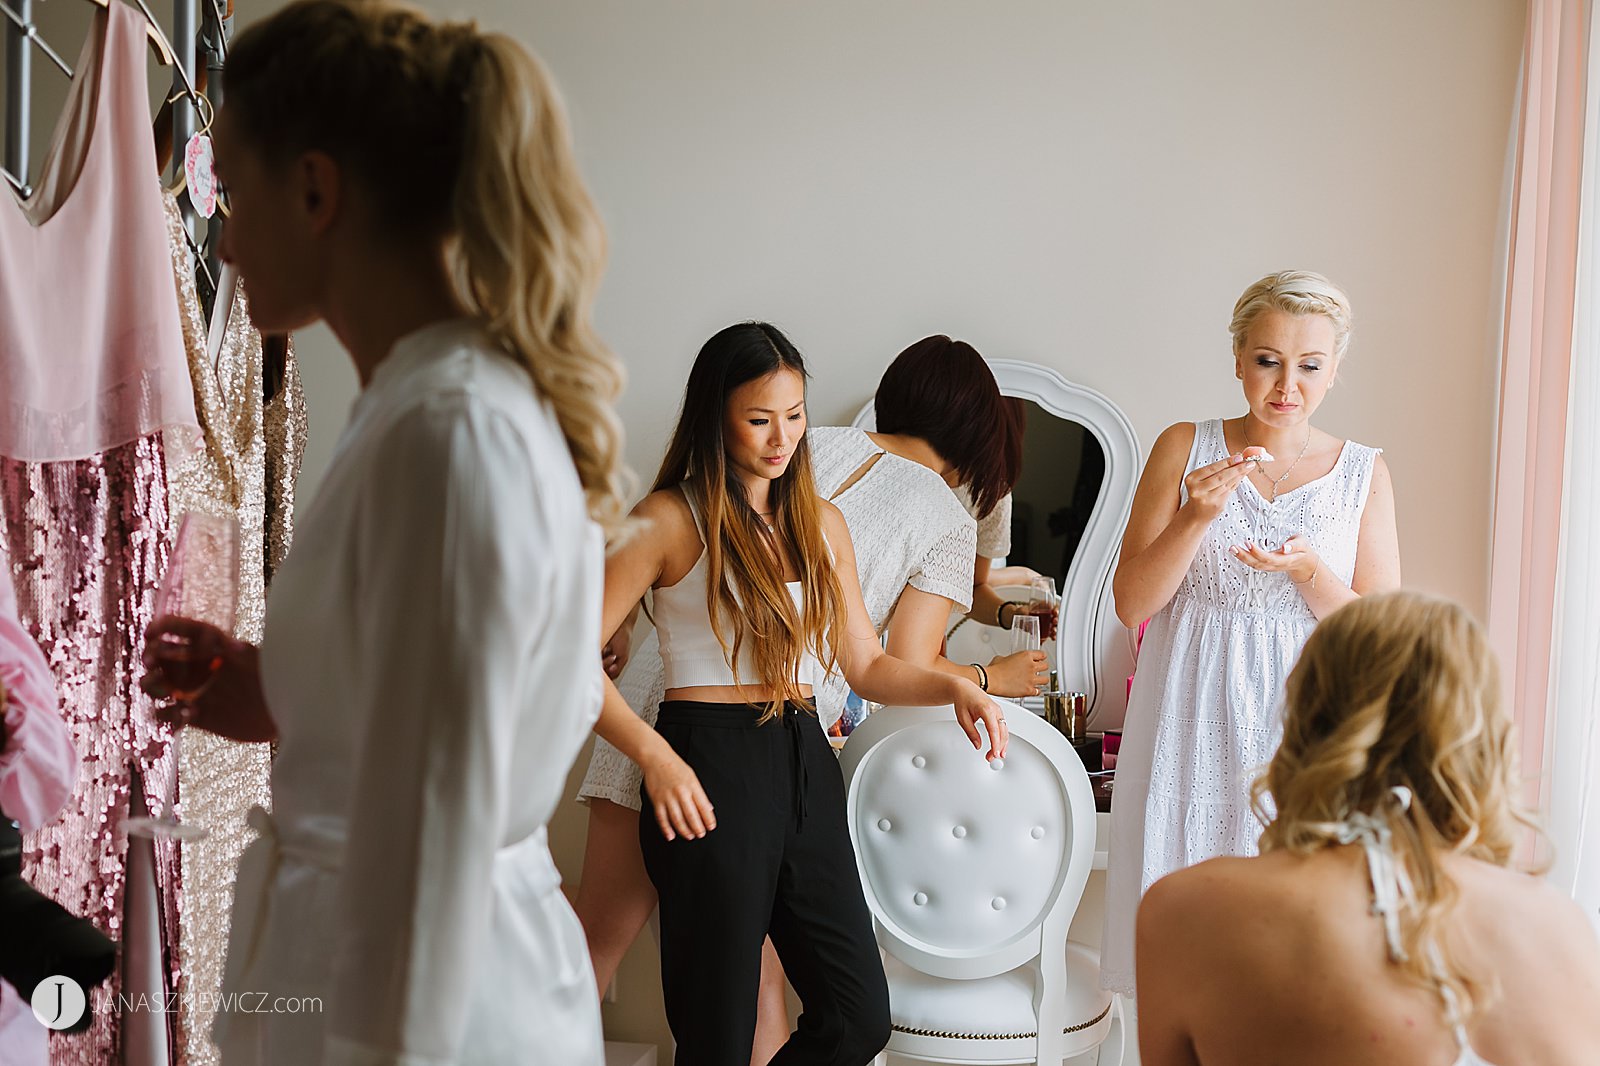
[{"xmin": 576, "ymin": 333, "xmax": 1038, "ymax": 1063}]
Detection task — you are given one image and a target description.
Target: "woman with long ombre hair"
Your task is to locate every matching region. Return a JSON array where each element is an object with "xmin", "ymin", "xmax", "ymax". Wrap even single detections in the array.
[
  {"xmin": 1135, "ymin": 592, "xmax": 1600, "ymax": 1065},
  {"xmin": 577, "ymin": 334, "xmax": 1040, "ymax": 1063},
  {"xmin": 593, "ymin": 321, "xmax": 1007, "ymax": 1066},
  {"xmin": 138, "ymin": 1, "xmax": 625, "ymax": 1062}
]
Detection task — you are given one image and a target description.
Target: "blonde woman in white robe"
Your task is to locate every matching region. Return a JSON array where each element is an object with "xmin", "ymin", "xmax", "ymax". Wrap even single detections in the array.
[{"xmin": 139, "ymin": 3, "xmax": 626, "ymax": 1063}]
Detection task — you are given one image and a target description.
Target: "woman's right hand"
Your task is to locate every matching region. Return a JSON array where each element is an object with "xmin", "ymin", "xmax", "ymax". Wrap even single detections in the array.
[
  {"xmin": 641, "ymin": 747, "xmax": 716, "ymax": 842},
  {"xmin": 985, "ymin": 649, "xmax": 1050, "ymax": 697},
  {"xmin": 141, "ymin": 617, "xmax": 277, "ymax": 743},
  {"xmin": 951, "ymin": 679, "xmax": 1008, "ymax": 761},
  {"xmin": 1179, "ymin": 448, "xmax": 1268, "ymax": 523}
]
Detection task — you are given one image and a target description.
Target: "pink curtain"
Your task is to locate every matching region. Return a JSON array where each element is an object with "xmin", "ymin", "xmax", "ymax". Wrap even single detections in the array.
[{"xmin": 1488, "ymin": 0, "xmax": 1589, "ymax": 819}]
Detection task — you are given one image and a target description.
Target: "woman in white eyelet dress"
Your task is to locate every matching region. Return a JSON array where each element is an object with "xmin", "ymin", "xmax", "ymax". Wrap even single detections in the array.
[{"xmin": 1100, "ymin": 271, "xmax": 1401, "ymax": 997}]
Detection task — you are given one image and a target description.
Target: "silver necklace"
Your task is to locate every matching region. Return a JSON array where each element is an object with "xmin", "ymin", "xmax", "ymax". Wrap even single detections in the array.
[
  {"xmin": 1245, "ymin": 425, "xmax": 1312, "ymax": 501},
  {"xmin": 757, "ymin": 510, "xmax": 776, "ymax": 533}
]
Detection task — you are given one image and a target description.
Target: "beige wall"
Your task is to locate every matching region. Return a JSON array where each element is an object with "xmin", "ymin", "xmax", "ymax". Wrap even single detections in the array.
[{"xmin": 14, "ymin": 1, "xmax": 1524, "ymax": 1059}]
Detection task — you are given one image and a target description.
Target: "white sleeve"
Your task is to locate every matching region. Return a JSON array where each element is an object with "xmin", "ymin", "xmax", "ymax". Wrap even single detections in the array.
[
  {"xmin": 906, "ymin": 521, "xmax": 978, "ymax": 611},
  {"xmin": 975, "ymin": 492, "xmax": 1013, "ymax": 559},
  {"xmin": 322, "ymin": 395, "xmax": 548, "ymax": 1065}
]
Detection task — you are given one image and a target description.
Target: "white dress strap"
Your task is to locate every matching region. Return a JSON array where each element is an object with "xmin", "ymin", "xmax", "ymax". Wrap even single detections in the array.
[{"xmin": 1331, "ymin": 788, "xmax": 1500, "ymax": 1066}]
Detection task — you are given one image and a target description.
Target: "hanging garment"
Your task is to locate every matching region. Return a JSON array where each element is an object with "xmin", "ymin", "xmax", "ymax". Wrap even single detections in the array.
[
  {"xmin": 0, "ymin": 7, "xmax": 203, "ymax": 1064},
  {"xmin": 160, "ymin": 194, "xmax": 306, "ymax": 1066},
  {"xmin": 0, "ymin": 4, "xmax": 197, "ymax": 463},
  {"xmin": 0, "ymin": 439, "xmax": 183, "ymax": 1066}
]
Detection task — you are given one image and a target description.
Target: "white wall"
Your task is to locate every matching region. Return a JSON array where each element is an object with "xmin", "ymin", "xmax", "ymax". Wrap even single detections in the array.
[{"xmin": 12, "ymin": 1, "xmax": 1518, "ymax": 1059}]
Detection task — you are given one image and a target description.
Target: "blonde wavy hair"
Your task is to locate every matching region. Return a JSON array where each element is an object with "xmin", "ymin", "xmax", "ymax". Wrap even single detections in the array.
[
  {"xmin": 226, "ymin": 0, "xmax": 630, "ymax": 534},
  {"xmin": 1229, "ymin": 269, "xmax": 1354, "ymax": 361},
  {"xmin": 1252, "ymin": 591, "xmax": 1543, "ymax": 1022}
]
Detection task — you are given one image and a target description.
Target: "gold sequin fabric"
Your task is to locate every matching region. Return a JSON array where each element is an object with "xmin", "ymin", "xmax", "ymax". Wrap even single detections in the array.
[
  {"xmin": 263, "ymin": 334, "xmax": 306, "ymax": 584},
  {"xmin": 0, "ymin": 437, "xmax": 183, "ymax": 1066},
  {"xmin": 161, "ymin": 193, "xmax": 305, "ymax": 1066}
]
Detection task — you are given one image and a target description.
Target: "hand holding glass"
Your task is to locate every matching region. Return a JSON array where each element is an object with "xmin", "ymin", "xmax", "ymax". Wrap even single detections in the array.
[{"xmin": 126, "ymin": 513, "xmax": 240, "ymax": 841}]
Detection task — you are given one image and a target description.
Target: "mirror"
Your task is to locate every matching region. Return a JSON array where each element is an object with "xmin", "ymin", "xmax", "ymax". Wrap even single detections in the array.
[
  {"xmin": 854, "ymin": 359, "xmax": 1140, "ymax": 728},
  {"xmin": 1007, "ymin": 400, "xmax": 1105, "ymax": 591}
]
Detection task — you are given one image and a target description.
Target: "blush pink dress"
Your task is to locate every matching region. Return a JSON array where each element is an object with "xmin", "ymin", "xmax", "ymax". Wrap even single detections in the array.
[{"xmin": 0, "ymin": 5, "xmax": 200, "ymax": 1064}]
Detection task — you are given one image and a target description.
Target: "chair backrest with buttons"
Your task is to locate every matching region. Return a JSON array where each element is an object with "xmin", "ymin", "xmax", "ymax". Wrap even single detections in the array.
[{"xmin": 838, "ymin": 701, "xmax": 1096, "ymax": 981}]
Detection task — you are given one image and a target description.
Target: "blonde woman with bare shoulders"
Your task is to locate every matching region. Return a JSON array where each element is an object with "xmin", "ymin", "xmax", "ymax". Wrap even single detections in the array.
[
  {"xmin": 1102, "ymin": 270, "xmax": 1402, "ymax": 1001},
  {"xmin": 1137, "ymin": 591, "xmax": 1600, "ymax": 1065}
]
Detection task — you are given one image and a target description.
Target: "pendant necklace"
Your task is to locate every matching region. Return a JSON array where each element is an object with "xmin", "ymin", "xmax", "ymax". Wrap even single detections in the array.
[{"xmin": 1246, "ymin": 425, "xmax": 1313, "ymax": 502}]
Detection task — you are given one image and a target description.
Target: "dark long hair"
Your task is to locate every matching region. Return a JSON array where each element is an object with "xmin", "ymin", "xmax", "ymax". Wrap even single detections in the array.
[
  {"xmin": 874, "ymin": 335, "xmax": 1019, "ymax": 518},
  {"xmin": 655, "ymin": 323, "xmax": 847, "ymax": 719}
]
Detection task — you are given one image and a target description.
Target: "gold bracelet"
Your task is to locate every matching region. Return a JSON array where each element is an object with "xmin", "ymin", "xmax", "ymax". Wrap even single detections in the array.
[
  {"xmin": 971, "ymin": 662, "xmax": 989, "ymax": 692},
  {"xmin": 1292, "ymin": 563, "xmax": 1318, "ymax": 590}
]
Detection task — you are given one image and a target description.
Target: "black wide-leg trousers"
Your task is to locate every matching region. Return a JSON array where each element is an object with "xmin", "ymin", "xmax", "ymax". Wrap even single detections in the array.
[{"xmin": 640, "ymin": 699, "xmax": 891, "ymax": 1066}]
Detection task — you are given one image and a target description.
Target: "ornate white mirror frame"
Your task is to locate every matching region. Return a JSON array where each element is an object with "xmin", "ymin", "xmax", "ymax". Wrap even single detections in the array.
[{"xmin": 853, "ymin": 359, "xmax": 1140, "ymax": 726}]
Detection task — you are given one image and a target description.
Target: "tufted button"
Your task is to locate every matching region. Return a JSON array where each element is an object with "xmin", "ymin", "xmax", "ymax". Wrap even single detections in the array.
[
  {"xmin": 992, "ymin": 897, "xmax": 1007, "ymax": 911},
  {"xmin": 1030, "ymin": 826, "xmax": 1045, "ymax": 840},
  {"xmin": 911, "ymin": 755, "xmax": 926, "ymax": 769},
  {"xmin": 913, "ymin": 892, "xmax": 928, "ymax": 906},
  {"xmin": 989, "ymin": 757, "xmax": 1005, "ymax": 771},
  {"xmin": 877, "ymin": 818, "xmax": 892, "ymax": 832},
  {"xmin": 952, "ymin": 825, "xmax": 967, "ymax": 839}
]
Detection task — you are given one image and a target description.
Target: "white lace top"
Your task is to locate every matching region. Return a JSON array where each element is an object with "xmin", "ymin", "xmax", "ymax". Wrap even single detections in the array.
[
  {"xmin": 956, "ymin": 484, "xmax": 1012, "ymax": 558},
  {"xmin": 1100, "ymin": 417, "xmax": 1381, "ymax": 994},
  {"xmin": 808, "ymin": 426, "xmax": 979, "ymax": 724}
]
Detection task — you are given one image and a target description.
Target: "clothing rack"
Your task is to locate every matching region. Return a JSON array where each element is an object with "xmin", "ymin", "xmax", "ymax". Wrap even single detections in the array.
[{"xmin": 3, "ymin": 0, "xmax": 229, "ymax": 290}]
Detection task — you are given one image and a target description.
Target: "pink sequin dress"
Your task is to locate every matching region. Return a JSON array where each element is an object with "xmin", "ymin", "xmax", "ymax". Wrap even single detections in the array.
[{"xmin": 0, "ymin": 5, "xmax": 201, "ymax": 1063}]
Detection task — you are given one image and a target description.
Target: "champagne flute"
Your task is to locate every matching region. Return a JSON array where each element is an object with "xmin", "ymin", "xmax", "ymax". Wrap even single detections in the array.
[
  {"xmin": 1010, "ymin": 612, "xmax": 1041, "ymax": 655},
  {"xmin": 125, "ymin": 512, "xmax": 240, "ymax": 841}
]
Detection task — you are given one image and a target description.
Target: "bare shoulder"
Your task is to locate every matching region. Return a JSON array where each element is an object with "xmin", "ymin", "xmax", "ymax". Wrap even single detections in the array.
[
  {"xmin": 621, "ymin": 488, "xmax": 702, "ymax": 577},
  {"xmin": 1140, "ymin": 855, "xmax": 1259, "ymax": 927},
  {"xmin": 1458, "ymin": 859, "xmax": 1600, "ymax": 952},
  {"xmin": 817, "ymin": 497, "xmax": 851, "ymax": 540},
  {"xmin": 1149, "ymin": 421, "xmax": 1199, "ymax": 467},
  {"xmin": 1141, "ymin": 852, "xmax": 1333, "ymax": 932},
  {"xmin": 1368, "ymin": 451, "xmax": 1393, "ymax": 494},
  {"xmin": 632, "ymin": 487, "xmax": 695, "ymax": 531}
]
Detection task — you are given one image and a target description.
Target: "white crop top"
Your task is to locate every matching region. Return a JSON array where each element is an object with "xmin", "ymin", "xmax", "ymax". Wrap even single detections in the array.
[{"xmin": 654, "ymin": 491, "xmax": 821, "ymax": 692}]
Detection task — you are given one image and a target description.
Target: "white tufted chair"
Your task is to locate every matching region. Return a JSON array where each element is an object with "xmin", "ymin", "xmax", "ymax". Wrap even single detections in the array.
[{"xmin": 839, "ymin": 702, "xmax": 1122, "ymax": 1065}]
